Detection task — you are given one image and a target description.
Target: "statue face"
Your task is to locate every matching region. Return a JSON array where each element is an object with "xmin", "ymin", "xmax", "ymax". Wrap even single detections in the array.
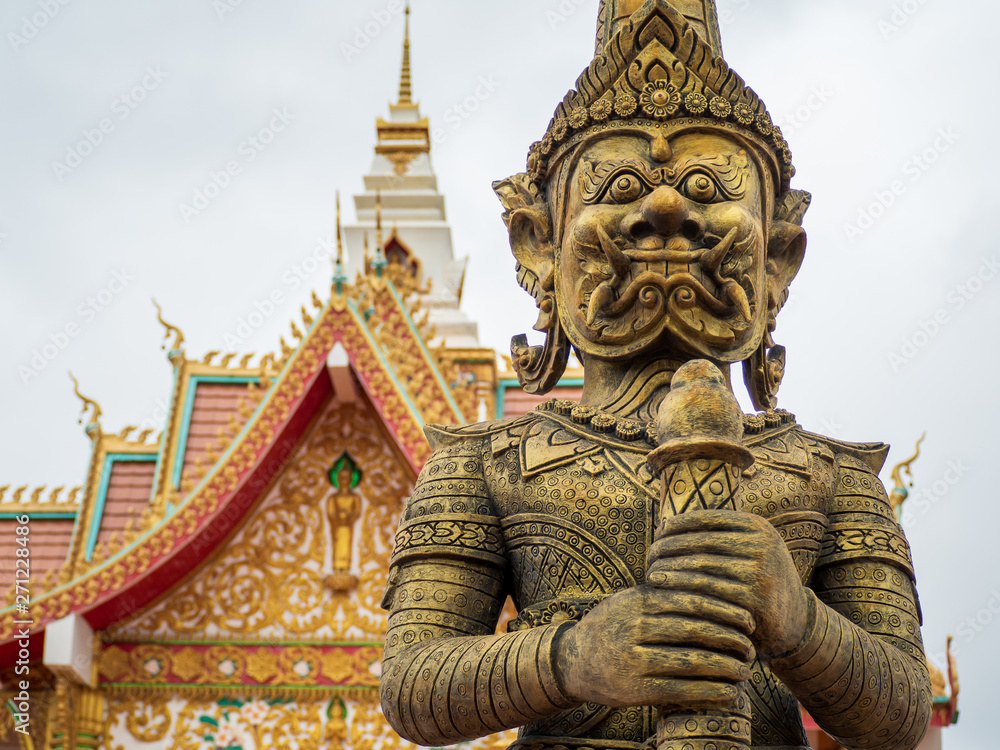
[
  {"xmin": 336, "ymin": 465, "xmax": 354, "ymax": 490},
  {"xmin": 555, "ymin": 130, "xmax": 768, "ymax": 363}
]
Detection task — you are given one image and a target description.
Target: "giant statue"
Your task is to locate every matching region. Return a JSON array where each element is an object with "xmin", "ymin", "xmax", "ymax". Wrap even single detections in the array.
[{"xmin": 379, "ymin": 2, "xmax": 932, "ymax": 749}]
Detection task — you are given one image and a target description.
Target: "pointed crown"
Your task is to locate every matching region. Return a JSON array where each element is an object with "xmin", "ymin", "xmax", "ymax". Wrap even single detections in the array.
[{"xmin": 526, "ymin": 0, "xmax": 794, "ymax": 192}]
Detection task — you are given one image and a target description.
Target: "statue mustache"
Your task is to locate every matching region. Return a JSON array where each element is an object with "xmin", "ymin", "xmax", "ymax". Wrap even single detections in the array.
[{"xmin": 579, "ymin": 225, "xmax": 753, "ymax": 328}]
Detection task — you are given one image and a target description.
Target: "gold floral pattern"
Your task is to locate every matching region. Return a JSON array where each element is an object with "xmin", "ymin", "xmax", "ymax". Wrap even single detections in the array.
[
  {"xmin": 106, "ymin": 398, "xmax": 412, "ymax": 643},
  {"xmin": 104, "ymin": 694, "xmax": 519, "ymax": 750},
  {"xmin": 100, "ymin": 644, "xmax": 381, "ymax": 689},
  {"xmin": 590, "ymin": 98, "xmax": 613, "ymax": 122},
  {"xmin": 613, "ymin": 92, "xmax": 637, "ymax": 117}
]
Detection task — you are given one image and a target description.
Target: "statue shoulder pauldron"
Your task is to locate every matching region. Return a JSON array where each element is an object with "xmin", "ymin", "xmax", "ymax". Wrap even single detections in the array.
[
  {"xmin": 797, "ymin": 430, "xmax": 891, "ymax": 476},
  {"xmin": 803, "ymin": 431, "xmax": 915, "ymax": 580},
  {"xmin": 424, "ymin": 414, "xmax": 536, "ymax": 452},
  {"xmin": 744, "ymin": 422, "xmax": 835, "ymax": 479}
]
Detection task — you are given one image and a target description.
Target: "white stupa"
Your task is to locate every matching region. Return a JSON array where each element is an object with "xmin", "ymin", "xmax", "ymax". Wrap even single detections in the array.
[{"xmin": 341, "ymin": 5, "xmax": 479, "ymax": 349}]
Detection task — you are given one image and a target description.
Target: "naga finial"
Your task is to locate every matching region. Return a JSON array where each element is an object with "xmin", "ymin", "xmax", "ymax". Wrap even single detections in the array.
[
  {"xmin": 68, "ymin": 372, "xmax": 102, "ymax": 435},
  {"xmin": 152, "ymin": 298, "xmax": 185, "ymax": 354},
  {"xmin": 889, "ymin": 433, "xmax": 927, "ymax": 520}
]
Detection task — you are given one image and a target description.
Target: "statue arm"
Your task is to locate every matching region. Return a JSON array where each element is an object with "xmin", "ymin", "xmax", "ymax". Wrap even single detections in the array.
[
  {"xmin": 379, "ymin": 440, "xmax": 577, "ymax": 746},
  {"xmin": 769, "ymin": 454, "xmax": 932, "ymax": 750}
]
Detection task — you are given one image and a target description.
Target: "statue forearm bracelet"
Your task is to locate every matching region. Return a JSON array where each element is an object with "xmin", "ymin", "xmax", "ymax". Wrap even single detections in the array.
[{"xmin": 770, "ymin": 590, "xmax": 932, "ymax": 750}]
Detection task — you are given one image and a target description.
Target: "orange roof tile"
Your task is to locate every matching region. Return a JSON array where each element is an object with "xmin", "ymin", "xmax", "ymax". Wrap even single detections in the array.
[
  {"xmin": 95, "ymin": 460, "xmax": 156, "ymax": 548},
  {"xmin": 0, "ymin": 518, "xmax": 75, "ymax": 591},
  {"xmin": 179, "ymin": 381, "xmax": 253, "ymax": 495}
]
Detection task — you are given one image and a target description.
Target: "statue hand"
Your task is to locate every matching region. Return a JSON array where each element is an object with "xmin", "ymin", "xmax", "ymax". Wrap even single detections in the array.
[
  {"xmin": 647, "ymin": 510, "xmax": 810, "ymax": 660},
  {"xmin": 553, "ymin": 584, "xmax": 754, "ymax": 709}
]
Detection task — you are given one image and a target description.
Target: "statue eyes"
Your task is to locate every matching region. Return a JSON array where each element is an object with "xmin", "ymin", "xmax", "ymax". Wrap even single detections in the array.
[
  {"xmin": 608, "ymin": 173, "xmax": 647, "ymax": 204},
  {"xmin": 683, "ymin": 172, "xmax": 721, "ymax": 204},
  {"xmin": 589, "ymin": 166, "xmax": 730, "ymax": 206}
]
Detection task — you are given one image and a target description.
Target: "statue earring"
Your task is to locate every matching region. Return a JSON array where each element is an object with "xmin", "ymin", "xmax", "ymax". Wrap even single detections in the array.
[
  {"xmin": 744, "ymin": 331, "xmax": 785, "ymax": 412},
  {"xmin": 511, "ymin": 291, "xmax": 570, "ymax": 395}
]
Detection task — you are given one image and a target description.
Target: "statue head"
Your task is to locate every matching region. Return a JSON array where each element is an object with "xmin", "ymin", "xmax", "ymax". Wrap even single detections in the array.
[{"xmin": 495, "ymin": 0, "xmax": 811, "ymax": 410}]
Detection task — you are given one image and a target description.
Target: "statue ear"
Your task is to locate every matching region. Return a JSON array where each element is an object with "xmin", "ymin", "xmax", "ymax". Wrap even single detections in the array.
[
  {"xmin": 494, "ymin": 174, "xmax": 568, "ymax": 395},
  {"xmin": 493, "ymin": 175, "xmax": 556, "ymax": 301},
  {"xmin": 766, "ymin": 190, "xmax": 810, "ymax": 308},
  {"xmin": 745, "ymin": 190, "xmax": 810, "ymax": 411}
]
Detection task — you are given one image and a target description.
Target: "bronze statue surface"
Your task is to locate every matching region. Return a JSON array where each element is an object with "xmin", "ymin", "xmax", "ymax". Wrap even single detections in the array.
[{"xmin": 380, "ymin": 2, "xmax": 932, "ymax": 749}]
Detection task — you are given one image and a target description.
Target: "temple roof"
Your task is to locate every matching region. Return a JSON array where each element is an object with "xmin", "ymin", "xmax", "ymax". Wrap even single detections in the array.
[{"xmin": 0, "ymin": 263, "xmax": 495, "ymax": 666}]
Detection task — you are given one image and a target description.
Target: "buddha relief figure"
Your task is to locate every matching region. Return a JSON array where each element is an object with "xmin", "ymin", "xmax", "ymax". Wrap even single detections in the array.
[
  {"xmin": 380, "ymin": 3, "xmax": 932, "ymax": 750},
  {"xmin": 326, "ymin": 453, "xmax": 363, "ymax": 583}
]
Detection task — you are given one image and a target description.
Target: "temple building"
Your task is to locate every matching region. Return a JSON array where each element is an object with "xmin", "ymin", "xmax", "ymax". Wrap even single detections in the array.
[{"xmin": 0, "ymin": 10, "xmax": 956, "ymax": 750}]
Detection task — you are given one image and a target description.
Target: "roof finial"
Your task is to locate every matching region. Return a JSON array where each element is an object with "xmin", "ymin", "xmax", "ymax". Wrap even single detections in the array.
[
  {"xmin": 333, "ymin": 191, "xmax": 348, "ymax": 294},
  {"xmin": 68, "ymin": 372, "xmax": 102, "ymax": 437},
  {"xmin": 398, "ymin": 3, "xmax": 413, "ymax": 105},
  {"xmin": 152, "ymin": 298, "xmax": 185, "ymax": 362},
  {"xmin": 889, "ymin": 433, "xmax": 927, "ymax": 521}
]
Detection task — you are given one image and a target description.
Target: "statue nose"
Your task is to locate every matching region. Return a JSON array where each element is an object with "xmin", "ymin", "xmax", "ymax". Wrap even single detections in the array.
[{"xmin": 624, "ymin": 186, "xmax": 704, "ymax": 241}]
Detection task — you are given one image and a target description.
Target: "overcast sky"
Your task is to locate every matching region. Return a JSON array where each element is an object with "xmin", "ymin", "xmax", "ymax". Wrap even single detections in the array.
[{"xmin": 1, "ymin": 0, "xmax": 997, "ymax": 745}]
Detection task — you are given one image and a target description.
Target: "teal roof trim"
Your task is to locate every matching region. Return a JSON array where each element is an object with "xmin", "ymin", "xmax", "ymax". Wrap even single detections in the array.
[
  {"xmin": 0, "ymin": 512, "xmax": 77, "ymax": 520},
  {"xmin": 85, "ymin": 453, "xmax": 157, "ymax": 562},
  {"xmin": 169, "ymin": 375, "xmax": 258, "ymax": 492},
  {"xmin": 148, "ymin": 365, "xmax": 180, "ymax": 506}
]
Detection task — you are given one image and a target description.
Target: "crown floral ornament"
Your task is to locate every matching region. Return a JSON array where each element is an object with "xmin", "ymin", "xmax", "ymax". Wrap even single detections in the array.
[
  {"xmin": 524, "ymin": 0, "xmax": 795, "ymax": 191},
  {"xmin": 640, "ymin": 80, "xmax": 681, "ymax": 118}
]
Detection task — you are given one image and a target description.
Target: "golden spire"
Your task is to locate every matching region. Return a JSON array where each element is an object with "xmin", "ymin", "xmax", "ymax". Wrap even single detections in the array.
[
  {"xmin": 398, "ymin": 3, "xmax": 413, "ymax": 104},
  {"xmin": 333, "ymin": 190, "xmax": 348, "ymax": 294},
  {"xmin": 336, "ymin": 190, "xmax": 344, "ymax": 263},
  {"xmin": 68, "ymin": 372, "xmax": 102, "ymax": 437}
]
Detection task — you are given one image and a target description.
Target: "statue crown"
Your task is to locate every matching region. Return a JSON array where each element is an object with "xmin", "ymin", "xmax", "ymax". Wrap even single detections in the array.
[{"xmin": 526, "ymin": 0, "xmax": 794, "ymax": 192}]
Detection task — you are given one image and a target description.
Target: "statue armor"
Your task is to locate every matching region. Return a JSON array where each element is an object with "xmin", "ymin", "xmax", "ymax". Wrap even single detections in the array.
[{"xmin": 381, "ymin": 406, "xmax": 930, "ymax": 749}]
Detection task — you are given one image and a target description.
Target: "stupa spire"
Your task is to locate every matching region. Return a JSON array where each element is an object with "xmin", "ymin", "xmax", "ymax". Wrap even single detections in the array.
[
  {"xmin": 595, "ymin": 0, "xmax": 722, "ymax": 55},
  {"xmin": 397, "ymin": 4, "xmax": 413, "ymax": 104}
]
